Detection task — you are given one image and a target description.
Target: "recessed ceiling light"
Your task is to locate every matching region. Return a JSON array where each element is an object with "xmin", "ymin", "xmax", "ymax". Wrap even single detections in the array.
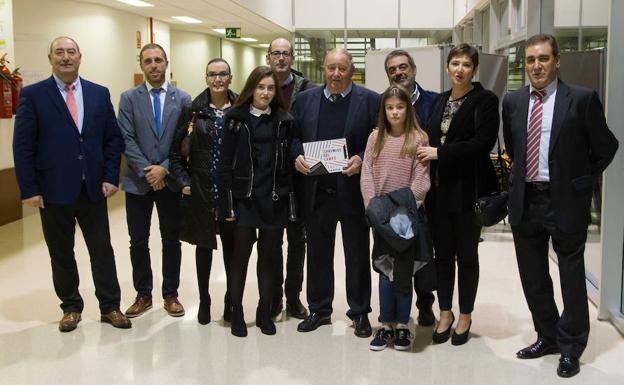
[
  {"xmin": 116, "ymin": 0, "xmax": 154, "ymax": 7},
  {"xmin": 172, "ymin": 16, "xmax": 202, "ymax": 24},
  {"xmin": 212, "ymin": 28, "xmax": 226, "ymax": 34},
  {"xmin": 241, "ymin": 37, "xmax": 258, "ymax": 42}
]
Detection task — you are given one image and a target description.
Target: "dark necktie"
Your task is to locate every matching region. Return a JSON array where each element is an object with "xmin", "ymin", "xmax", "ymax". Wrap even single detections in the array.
[
  {"xmin": 526, "ymin": 89, "xmax": 546, "ymax": 181},
  {"xmin": 329, "ymin": 93, "xmax": 342, "ymax": 103}
]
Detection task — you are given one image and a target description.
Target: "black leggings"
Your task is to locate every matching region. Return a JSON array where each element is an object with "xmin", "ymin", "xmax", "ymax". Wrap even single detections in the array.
[
  {"xmin": 434, "ymin": 211, "xmax": 481, "ymax": 314},
  {"xmin": 195, "ymin": 222, "xmax": 235, "ymax": 305},
  {"xmin": 228, "ymin": 226, "xmax": 282, "ymax": 308}
]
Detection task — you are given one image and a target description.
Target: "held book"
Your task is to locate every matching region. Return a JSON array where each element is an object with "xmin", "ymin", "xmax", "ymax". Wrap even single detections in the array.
[{"xmin": 303, "ymin": 138, "xmax": 349, "ymax": 176}]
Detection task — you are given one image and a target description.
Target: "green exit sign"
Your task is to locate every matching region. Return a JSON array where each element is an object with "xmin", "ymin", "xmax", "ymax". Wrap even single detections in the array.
[{"xmin": 225, "ymin": 28, "xmax": 241, "ymax": 38}]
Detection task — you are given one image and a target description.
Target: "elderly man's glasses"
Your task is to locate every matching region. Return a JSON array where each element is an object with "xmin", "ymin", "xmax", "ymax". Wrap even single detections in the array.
[
  {"xmin": 269, "ymin": 51, "xmax": 292, "ymax": 58},
  {"xmin": 207, "ymin": 72, "xmax": 230, "ymax": 79}
]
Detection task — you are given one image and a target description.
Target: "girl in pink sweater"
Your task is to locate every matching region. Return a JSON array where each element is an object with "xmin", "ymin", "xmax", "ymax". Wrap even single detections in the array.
[{"xmin": 361, "ymin": 85, "xmax": 430, "ymax": 351}]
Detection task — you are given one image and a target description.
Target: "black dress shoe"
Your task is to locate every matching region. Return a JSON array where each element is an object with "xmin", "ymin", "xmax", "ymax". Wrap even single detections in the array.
[
  {"xmin": 256, "ymin": 305, "xmax": 276, "ymax": 335},
  {"xmin": 557, "ymin": 355, "xmax": 580, "ymax": 378},
  {"xmin": 432, "ymin": 312, "xmax": 455, "ymax": 344},
  {"xmin": 353, "ymin": 314, "xmax": 372, "ymax": 338},
  {"xmin": 451, "ymin": 320, "xmax": 471, "ymax": 345},
  {"xmin": 516, "ymin": 338, "xmax": 559, "ymax": 359},
  {"xmin": 297, "ymin": 312, "xmax": 331, "ymax": 332},
  {"xmin": 286, "ymin": 298, "xmax": 309, "ymax": 319},
  {"xmin": 197, "ymin": 302, "xmax": 211, "ymax": 325},
  {"xmin": 417, "ymin": 307, "xmax": 436, "ymax": 327}
]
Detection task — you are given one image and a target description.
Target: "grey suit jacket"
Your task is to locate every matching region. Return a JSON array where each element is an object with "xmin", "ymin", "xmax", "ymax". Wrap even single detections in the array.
[{"xmin": 118, "ymin": 82, "xmax": 191, "ymax": 195}]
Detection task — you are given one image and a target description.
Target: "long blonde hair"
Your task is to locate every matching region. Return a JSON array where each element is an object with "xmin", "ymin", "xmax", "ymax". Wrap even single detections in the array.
[{"xmin": 372, "ymin": 85, "xmax": 428, "ymax": 159}]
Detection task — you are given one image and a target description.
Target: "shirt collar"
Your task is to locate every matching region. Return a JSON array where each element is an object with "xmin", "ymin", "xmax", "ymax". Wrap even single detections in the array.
[
  {"xmin": 530, "ymin": 78, "xmax": 558, "ymax": 99},
  {"xmin": 249, "ymin": 104, "xmax": 271, "ymax": 117},
  {"xmin": 53, "ymin": 74, "xmax": 80, "ymax": 91},
  {"xmin": 411, "ymin": 82, "xmax": 420, "ymax": 105},
  {"xmin": 146, "ymin": 81, "xmax": 168, "ymax": 93},
  {"xmin": 323, "ymin": 82, "xmax": 353, "ymax": 100},
  {"xmin": 282, "ymin": 73, "xmax": 294, "ymax": 87}
]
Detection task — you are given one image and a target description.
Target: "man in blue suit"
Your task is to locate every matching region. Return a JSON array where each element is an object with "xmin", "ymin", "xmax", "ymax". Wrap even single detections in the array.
[
  {"xmin": 118, "ymin": 44, "xmax": 191, "ymax": 318},
  {"xmin": 384, "ymin": 49, "xmax": 438, "ymax": 327},
  {"xmin": 13, "ymin": 36, "xmax": 131, "ymax": 332},
  {"xmin": 292, "ymin": 48, "xmax": 379, "ymax": 337}
]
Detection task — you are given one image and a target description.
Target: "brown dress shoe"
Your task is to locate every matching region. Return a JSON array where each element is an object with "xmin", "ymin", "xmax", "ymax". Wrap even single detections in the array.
[
  {"xmin": 125, "ymin": 296, "xmax": 153, "ymax": 318},
  {"xmin": 59, "ymin": 312, "xmax": 81, "ymax": 332},
  {"xmin": 164, "ymin": 296, "xmax": 185, "ymax": 317},
  {"xmin": 101, "ymin": 310, "xmax": 132, "ymax": 329}
]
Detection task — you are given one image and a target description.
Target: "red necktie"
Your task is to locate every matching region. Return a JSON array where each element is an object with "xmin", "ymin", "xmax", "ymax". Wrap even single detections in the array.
[
  {"xmin": 526, "ymin": 89, "xmax": 545, "ymax": 181},
  {"xmin": 66, "ymin": 84, "xmax": 78, "ymax": 127}
]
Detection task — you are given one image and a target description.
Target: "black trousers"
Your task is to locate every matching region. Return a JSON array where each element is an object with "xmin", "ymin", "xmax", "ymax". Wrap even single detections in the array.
[
  {"xmin": 433, "ymin": 210, "xmax": 482, "ymax": 314},
  {"xmin": 272, "ymin": 219, "xmax": 306, "ymax": 304},
  {"xmin": 39, "ymin": 189, "xmax": 121, "ymax": 314},
  {"xmin": 511, "ymin": 186, "xmax": 589, "ymax": 358},
  {"xmin": 195, "ymin": 221, "xmax": 235, "ymax": 306},
  {"xmin": 414, "ymin": 283, "xmax": 435, "ymax": 311},
  {"xmin": 125, "ymin": 189, "xmax": 181, "ymax": 298},
  {"xmin": 305, "ymin": 191, "xmax": 371, "ymax": 318}
]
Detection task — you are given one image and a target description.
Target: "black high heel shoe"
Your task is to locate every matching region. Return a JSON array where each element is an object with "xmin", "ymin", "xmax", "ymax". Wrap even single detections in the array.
[
  {"xmin": 230, "ymin": 305, "xmax": 247, "ymax": 337},
  {"xmin": 256, "ymin": 305, "xmax": 276, "ymax": 335},
  {"xmin": 432, "ymin": 312, "xmax": 455, "ymax": 344},
  {"xmin": 451, "ymin": 320, "xmax": 472, "ymax": 345}
]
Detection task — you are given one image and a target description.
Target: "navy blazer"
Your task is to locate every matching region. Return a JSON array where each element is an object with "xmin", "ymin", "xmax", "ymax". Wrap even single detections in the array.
[
  {"xmin": 291, "ymin": 84, "xmax": 380, "ymax": 216},
  {"xmin": 13, "ymin": 76, "xmax": 122, "ymax": 204},
  {"xmin": 502, "ymin": 80, "xmax": 618, "ymax": 233},
  {"xmin": 413, "ymin": 82, "xmax": 438, "ymax": 128}
]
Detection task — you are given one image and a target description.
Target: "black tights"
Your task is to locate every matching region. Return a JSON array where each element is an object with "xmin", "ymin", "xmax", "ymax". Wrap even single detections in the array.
[
  {"xmin": 228, "ymin": 226, "xmax": 282, "ymax": 309},
  {"xmin": 195, "ymin": 223, "xmax": 235, "ymax": 305}
]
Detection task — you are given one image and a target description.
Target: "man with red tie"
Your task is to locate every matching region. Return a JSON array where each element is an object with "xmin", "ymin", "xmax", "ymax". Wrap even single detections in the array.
[
  {"xmin": 13, "ymin": 36, "xmax": 130, "ymax": 332},
  {"xmin": 502, "ymin": 34, "xmax": 618, "ymax": 378}
]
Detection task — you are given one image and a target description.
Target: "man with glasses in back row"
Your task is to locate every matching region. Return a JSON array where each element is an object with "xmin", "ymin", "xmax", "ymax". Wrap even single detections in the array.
[{"xmin": 265, "ymin": 38, "xmax": 315, "ymax": 319}]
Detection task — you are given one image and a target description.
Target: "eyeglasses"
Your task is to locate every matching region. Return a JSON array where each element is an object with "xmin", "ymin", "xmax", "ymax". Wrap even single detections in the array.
[
  {"xmin": 207, "ymin": 72, "xmax": 230, "ymax": 79},
  {"xmin": 269, "ymin": 51, "xmax": 292, "ymax": 58}
]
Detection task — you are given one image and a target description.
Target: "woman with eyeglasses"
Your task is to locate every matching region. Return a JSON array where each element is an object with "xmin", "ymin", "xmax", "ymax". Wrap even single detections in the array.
[
  {"xmin": 218, "ymin": 65, "xmax": 296, "ymax": 337},
  {"xmin": 416, "ymin": 44, "xmax": 500, "ymax": 345},
  {"xmin": 169, "ymin": 58, "xmax": 237, "ymax": 325}
]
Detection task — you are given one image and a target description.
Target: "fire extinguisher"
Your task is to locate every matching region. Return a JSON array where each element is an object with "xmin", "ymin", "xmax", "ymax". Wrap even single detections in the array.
[
  {"xmin": 11, "ymin": 68, "xmax": 23, "ymax": 115},
  {"xmin": 0, "ymin": 54, "xmax": 13, "ymax": 119}
]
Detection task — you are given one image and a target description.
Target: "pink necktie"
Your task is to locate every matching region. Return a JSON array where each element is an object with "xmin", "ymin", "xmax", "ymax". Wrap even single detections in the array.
[
  {"xmin": 526, "ymin": 89, "xmax": 545, "ymax": 181},
  {"xmin": 65, "ymin": 84, "xmax": 78, "ymax": 127}
]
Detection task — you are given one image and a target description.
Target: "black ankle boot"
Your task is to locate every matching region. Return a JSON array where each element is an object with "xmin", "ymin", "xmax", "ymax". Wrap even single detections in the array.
[
  {"xmin": 197, "ymin": 302, "xmax": 211, "ymax": 325},
  {"xmin": 256, "ymin": 304, "xmax": 276, "ymax": 335},
  {"xmin": 230, "ymin": 305, "xmax": 247, "ymax": 337}
]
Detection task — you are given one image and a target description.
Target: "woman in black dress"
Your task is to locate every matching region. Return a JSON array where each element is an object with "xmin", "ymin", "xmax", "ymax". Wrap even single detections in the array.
[
  {"xmin": 416, "ymin": 44, "xmax": 500, "ymax": 345},
  {"xmin": 169, "ymin": 58, "xmax": 238, "ymax": 325},
  {"xmin": 219, "ymin": 66, "xmax": 296, "ymax": 337}
]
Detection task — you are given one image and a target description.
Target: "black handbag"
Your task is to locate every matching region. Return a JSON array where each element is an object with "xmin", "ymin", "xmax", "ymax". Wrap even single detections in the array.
[{"xmin": 473, "ymin": 136, "xmax": 509, "ymax": 227}]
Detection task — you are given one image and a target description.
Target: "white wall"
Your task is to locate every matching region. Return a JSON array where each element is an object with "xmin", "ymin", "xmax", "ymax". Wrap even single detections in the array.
[
  {"xmin": 347, "ymin": 0, "xmax": 398, "ymax": 29},
  {"xmin": 221, "ymin": 40, "xmax": 266, "ymax": 93},
  {"xmin": 170, "ymin": 30, "xmax": 221, "ymax": 99},
  {"xmin": 554, "ymin": 0, "xmax": 609, "ymax": 27},
  {"xmin": 0, "ymin": 0, "xmax": 15, "ymax": 170},
  {"xmin": 402, "ymin": 0, "xmax": 454, "ymax": 29},
  {"xmin": 294, "ymin": 0, "xmax": 344, "ymax": 29},
  {"xmin": 236, "ymin": 0, "xmax": 293, "ymax": 30}
]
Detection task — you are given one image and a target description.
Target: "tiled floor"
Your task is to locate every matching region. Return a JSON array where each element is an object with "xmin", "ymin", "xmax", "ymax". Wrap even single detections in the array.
[{"xmin": 0, "ymin": 194, "xmax": 623, "ymax": 385}]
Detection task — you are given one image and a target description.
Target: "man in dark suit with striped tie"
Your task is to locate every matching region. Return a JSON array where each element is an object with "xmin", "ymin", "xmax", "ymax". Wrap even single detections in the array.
[
  {"xmin": 13, "ymin": 36, "xmax": 130, "ymax": 332},
  {"xmin": 502, "ymin": 34, "xmax": 618, "ymax": 378}
]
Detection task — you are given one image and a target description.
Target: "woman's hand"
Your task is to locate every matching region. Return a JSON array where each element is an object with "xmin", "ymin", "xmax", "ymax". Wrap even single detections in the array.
[
  {"xmin": 416, "ymin": 146, "xmax": 438, "ymax": 161},
  {"xmin": 182, "ymin": 186, "xmax": 191, "ymax": 195}
]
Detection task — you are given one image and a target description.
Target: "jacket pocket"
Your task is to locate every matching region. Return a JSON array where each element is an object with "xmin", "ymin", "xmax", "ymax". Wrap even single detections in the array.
[{"xmin": 571, "ymin": 175, "xmax": 595, "ymax": 192}]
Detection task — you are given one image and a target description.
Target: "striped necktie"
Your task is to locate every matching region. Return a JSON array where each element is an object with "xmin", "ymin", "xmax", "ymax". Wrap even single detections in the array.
[{"xmin": 526, "ymin": 89, "xmax": 545, "ymax": 181}]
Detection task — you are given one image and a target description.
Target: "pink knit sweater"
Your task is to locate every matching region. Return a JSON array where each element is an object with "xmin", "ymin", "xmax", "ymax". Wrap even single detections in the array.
[{"xmin": 360, "ymin": 129, "xmax": 431, "ymax": 209}]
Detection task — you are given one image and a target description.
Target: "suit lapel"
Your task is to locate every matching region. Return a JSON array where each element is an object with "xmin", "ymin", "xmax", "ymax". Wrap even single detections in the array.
[
  {"xmin": 160, "ymin": 86, "xmax": 176, "ymax": 139},
  {"xmin": 307, "ymin": 88, "xmax": 322, "ymax": 141},
  {"xmin": 137, "ymin": 84, "xmax": 157, "ymax": 137},
  {"xmin": 517, "ymin": 86, "xmax": 530, "ymax": 163},
  {"xmin": 44, "ymin": 76, "xmax": 78, "ymax": 132},
  {"xmin": 549, "ymin": 80, "xmax": 571, "ymax": 156},
  {"xmin": 344, "ymin": 84, "xmax": 363, "ymax": 137},
  {"xmin": 80, "ymin": 78, "xmax": 91, "ymax": 134}
]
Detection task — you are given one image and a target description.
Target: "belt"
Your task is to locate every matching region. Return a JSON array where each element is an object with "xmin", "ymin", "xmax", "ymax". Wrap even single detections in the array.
[{"xmin": 526, "ymin": 181, "xmax": 550, "ymax": 192}]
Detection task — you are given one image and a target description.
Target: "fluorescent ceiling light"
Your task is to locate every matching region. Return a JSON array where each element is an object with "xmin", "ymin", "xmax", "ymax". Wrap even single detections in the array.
[
  {"xmin": 116, "ymin": 0, "xmax": 154, "ymax": 7},
  {"xmin": 172, "ymin": 16, "xmax": 202, "ymax": 24},
  {"xmin": 212, "ymin": 28, "xmax": 226, "ymax": 34},
  {"xmin": 258, "ymin": 43, "xmax": 270, "ymax": 48},
  {"xmin": 241, "ymin": 37, "xmax": 257, "ymax": 42}
]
